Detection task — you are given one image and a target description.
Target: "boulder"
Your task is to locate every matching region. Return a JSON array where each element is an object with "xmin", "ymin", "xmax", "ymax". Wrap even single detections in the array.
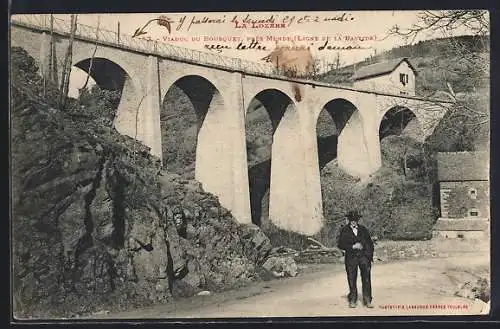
[
  {"xmin": 262, "ymin": 256, "xmax": 298, "ymax": 278},
  {"xmin": 241, "ymin": 224, "xmax": 273, "ymax": 264}
]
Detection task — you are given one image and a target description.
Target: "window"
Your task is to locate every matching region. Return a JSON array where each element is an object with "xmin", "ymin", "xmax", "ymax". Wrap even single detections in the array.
[
  {"xmin": 469, "ymin": 208, "xmax": 479, "ymax": 217},
  {"xmin": 399, "ymin": 73, "xmax": 409, "ymax": 86},
  {"xmin": 468, "ymin": 188, "xmax": 478, "ymax": 199}
]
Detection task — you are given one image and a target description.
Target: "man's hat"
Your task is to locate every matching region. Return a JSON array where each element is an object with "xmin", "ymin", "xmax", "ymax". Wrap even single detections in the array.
[{"xmin": 346, "ymin": 210, "xmax": 362, "ymax": 221}]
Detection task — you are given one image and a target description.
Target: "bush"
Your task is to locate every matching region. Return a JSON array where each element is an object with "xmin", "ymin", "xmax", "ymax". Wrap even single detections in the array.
[
  {"xmin": 77, "ymin": 85, "xmax": 122, "ymax": 126},
  {"xmin": 310, "ymin": 133, "xmax": 438, "ymax": 246},
  {"xmin": 262, "ymin": 222, "xmax": 310, "ymax": 250},
  {"xmin": 384, "ymin": 182, "xmax": 437, "ymax": 240}
]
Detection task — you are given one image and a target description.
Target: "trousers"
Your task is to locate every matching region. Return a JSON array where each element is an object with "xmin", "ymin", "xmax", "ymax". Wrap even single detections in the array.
[{"xmin": 345, "ymin": 255, "xmax": 372, "ymax": 304}]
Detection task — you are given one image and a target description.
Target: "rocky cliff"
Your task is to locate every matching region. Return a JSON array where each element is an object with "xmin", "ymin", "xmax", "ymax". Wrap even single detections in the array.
[{"xmin": 11, "ymin": 47, "xmax": 273, "ymax": 318}]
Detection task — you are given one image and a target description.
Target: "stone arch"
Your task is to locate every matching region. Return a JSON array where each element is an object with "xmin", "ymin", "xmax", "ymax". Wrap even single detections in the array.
[
  {"xmin": 379, "ymin": 106, "xmax": 423, "ymax": 141},
  {"xmin": 251, "ymin": 90, "xmax": 310, "ymax": 234},
  {"xmin": 313, "ymin": 98, "xmax": 366, "ymax": 234},
  {"xmin": 71, "ymin": 54, "xmax": 143, "ymax": 100},
  {"xmin": 378, "ymin": 106, "xmax": 425, "ymax": 176},
  {"xmin": 73, "ymin": 57, "xmax": 131, "ymax": 91},
  {"xmin": 243, "ymin": 82, "xmax": 297, "ymax": 113},
  {"xmin": 157, "ymin": 61, "xmax": 228, "ymax": 104},
  {"xmin": 315, "ymin": 98, "xmax": 359, "ymax": 170},
  {"xmin": 314, "ymin": 98, "xmax": 370, "ymax": 177},
  {"xmin": 160, "ymin": 75, "xmax": 227, "ymax": 189},
  {"xmin": 70, "ymin": 42, "xmax": 144, "ymax": 91},
  {"xmin": 245, "ymin": 89, "xmax": 297, "ymax": 227},
  {"xmin": 73, "ymin": 57, "xmax": 142, "ymax": 138},
  {"xmin": 246, "ymin": 89, "xmax": 295, "ymax": 130}
]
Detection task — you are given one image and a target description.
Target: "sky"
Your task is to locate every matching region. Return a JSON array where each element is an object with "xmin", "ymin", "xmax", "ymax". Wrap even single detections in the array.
[{"xmin": 12, "ymin": 11, "xmax": 488, "ymax": 97}]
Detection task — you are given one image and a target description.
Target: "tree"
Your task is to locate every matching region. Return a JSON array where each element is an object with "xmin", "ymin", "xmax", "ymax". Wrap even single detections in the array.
[
  {"xmin": 389, "ymin": 10, "xmax": 488, "ymax": 42},
  {"xmin": 78, "ymin": 16, "xmax": 100, "ymax": 101},
  {"xmin": 58, "ymin": 14, "xmax": 78, "ymax": 109},
  {"xmin": 387, "ymin": 10, "xmax": 489, "ymax": 146},
  {"xmin": 334, "ymin": 52, "xmax": 343, "ymax": 70},
  {"xmin": 307, "ymin": 58, "xmax": 321, "ymax": 79}
]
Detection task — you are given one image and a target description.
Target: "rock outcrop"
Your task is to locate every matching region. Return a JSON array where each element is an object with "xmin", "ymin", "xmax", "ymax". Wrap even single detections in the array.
[{"xmin": 11, "ymin": 47, "xmax": 275, "ymax": 318}]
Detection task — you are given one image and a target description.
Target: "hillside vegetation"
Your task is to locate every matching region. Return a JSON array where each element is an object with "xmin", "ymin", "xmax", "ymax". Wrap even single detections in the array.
[{"xmin": 318, "ymin": 35, "xmax": 489, "ymax": 95}]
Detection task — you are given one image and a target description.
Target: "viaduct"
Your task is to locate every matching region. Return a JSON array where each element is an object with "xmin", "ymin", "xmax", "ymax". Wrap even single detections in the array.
[{"xmin": 11, "ymin": 15, "xmax": 453, "ymax": 235}]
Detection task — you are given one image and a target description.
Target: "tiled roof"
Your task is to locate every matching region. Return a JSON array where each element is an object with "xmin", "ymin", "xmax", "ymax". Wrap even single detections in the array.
[
  {"xmin": 433, "ymin": 218, "xmax": 489, "ymax": 231},
  {"xmin": 437, "ymin": 151, "xmax": 489, "ymax": 182},
  {"xmin": 352, "ymin": 57, "xmax": 417, "ymax": 81}
]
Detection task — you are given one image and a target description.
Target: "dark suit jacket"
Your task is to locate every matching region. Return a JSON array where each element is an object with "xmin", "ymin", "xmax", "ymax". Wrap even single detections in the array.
[{"xmin": 337, "ymin": 224, "xmax": 374, "ymax": 262}]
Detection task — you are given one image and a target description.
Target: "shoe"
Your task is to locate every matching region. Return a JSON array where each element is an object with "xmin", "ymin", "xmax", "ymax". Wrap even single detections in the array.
[
  {"xmin": 364, "ymin": 302, "xmax": 374, "ymax": 308},
  {"xmin": 349, "ymin": 301, "xmax": 357, "ymax": 308}
]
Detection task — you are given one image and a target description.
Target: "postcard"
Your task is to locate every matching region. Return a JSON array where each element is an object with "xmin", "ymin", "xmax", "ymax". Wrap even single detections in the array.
[{"xmin": 10, "ymin": 10, "xmax": 490, "ymax": 319}]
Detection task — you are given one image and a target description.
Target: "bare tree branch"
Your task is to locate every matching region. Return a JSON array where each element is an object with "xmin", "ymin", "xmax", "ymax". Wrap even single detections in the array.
[{"xmin": 386, "ymin": 10, "xmax": 489, "ymax": 137}]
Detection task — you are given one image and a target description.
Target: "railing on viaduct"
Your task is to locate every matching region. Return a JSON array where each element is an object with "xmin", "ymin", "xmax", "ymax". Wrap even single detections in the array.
[
  {"xmin": 10, "ymin": 14, "xmax": 454, "ymax": 104},
  {"xmin": 10, "ymin": 14, "xmax": 277, "ymax": 76}
]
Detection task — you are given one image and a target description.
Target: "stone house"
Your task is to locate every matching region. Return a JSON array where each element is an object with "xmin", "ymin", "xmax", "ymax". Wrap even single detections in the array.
[
  {"xmin": 352, "ymin": 57, "xmax": 417, "ymax": 96},
  {"xmin": 432, "ymin": 151, "xmax": 490, "ymax": 239}
]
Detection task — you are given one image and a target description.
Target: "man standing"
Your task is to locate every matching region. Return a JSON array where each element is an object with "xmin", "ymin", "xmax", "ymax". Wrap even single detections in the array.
[{"xmin": 337, "ymin": 210, "xmax": 374, "ymax": 308}]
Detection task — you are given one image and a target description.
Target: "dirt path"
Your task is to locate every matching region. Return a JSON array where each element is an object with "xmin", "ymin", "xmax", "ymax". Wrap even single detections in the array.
[{"xmin": 89, "ymin": 253, "xmax": 489, "ymax": 319}]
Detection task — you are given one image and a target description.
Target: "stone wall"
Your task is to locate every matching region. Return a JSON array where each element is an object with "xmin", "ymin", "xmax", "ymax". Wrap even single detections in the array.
[{"xmin": 439, "ymin": 181, "xmax": 489, "ymax": 219}]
